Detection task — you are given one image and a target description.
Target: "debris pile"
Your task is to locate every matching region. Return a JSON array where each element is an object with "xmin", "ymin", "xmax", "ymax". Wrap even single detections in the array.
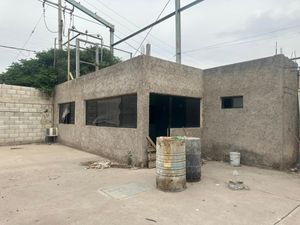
[
  {"xmin": 82, "ymin": 160, "xmax": 133, "ymax": 170},
  {"xmin": 86, "ymin": 160, "xmax": 111, "ymax": 169},
  {"xmin": 290, "ymin": 168, "xmax": 298, "ymax": 173},
  {"xmin": 227, "ymin": 180, "xmax": 249, "ymax": 191}
]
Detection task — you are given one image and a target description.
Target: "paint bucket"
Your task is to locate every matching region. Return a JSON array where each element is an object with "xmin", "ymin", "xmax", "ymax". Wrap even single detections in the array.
[{"xmin": 230, "ymin": 152, "xmax": 241, "ymax": 166}]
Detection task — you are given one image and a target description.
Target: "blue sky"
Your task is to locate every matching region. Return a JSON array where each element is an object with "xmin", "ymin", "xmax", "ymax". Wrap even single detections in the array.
[{"xmin": 0, "ymin": 0, "xmax": 299, "ymax": 72}]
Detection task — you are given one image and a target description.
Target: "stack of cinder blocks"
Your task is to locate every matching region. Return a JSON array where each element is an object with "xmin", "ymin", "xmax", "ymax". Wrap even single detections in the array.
[{"xmin": 0, "ymin": 84, "xmax": 52, "ymax": 146}]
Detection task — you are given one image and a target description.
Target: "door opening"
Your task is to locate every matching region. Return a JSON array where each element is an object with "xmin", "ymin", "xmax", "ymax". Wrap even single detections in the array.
[{"xmin": 149, "ymin": 93, "xmax": 200, "ymax": 143}]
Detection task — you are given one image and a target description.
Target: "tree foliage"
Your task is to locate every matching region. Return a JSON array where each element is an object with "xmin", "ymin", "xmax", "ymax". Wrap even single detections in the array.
[{"xmin": 0, "ymin": 48, "xmax": 121, "ymax": 96}]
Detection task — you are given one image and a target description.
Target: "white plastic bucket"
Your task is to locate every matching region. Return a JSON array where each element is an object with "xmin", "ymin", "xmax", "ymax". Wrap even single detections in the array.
[{"xmin": 230, "ymin": 152, "xmax": 241, "ymax": 166}]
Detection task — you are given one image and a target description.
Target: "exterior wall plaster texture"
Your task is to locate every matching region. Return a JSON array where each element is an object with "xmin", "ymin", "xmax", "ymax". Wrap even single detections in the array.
[
  {"xmin": 54, "ymin": 56, "xmax": 203, "ymax": 166},
  {"xmin": 0, "ymin": 84, "xmax": 52, "ymax": 146},
  {"xmin": 54, "ymin": 55, "xmax": 298, "ymax": 169},
  {"xmin": 202, "ymin": 55, "xmax": 298, "ymax": 169}
]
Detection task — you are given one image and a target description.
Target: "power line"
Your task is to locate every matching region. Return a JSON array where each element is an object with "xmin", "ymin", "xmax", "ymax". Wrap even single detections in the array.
[
  {"xmin": 183, "ymin": 31, "xmax": 300, "ymax": 54},
  {"xmin": 15, "ymin": 11, "xmax": 44, "ymax": 61},
  {"xmin": 133, "ymin": 0, "xmax": 171, "ymax": 57},
  {"xmin": 89, "ymin": 0, "xmax": 204, "ymax": 64},
  {"xmin": 37, "ymin": 0, "xmax": 300, "ymax": 66},
  {"xmin": 41, "ymin": 0, "xmax": 175, "ymax": 58},
  {"xmin": 0, "ymin": 44, "xmax": 37, "ymax": 53},
  {"xmin": 77, "ymin": 0, "xmax": 300, "ymax": 65},
  {"xmin": 182, "ymin": 24, "xmax": 300, "ymax": 54},
  {"xmin": 42, "ymin": 2, "xmax": 58, "ymax": 33},
  {"xmin": 94, "ymin": 0, "xmax": 175, "ymax": 50},
  {"xmin": 41, "ymin": 0, "xmax": 142, "ymax": 54},
  {"xmin": 114, "ymin": 33, "xmax": 142, "ymax": 54},
  {"xmin": 81, "ymin": 0, "xmax": 176, "ymax": 56},
  {"xmin": 40, "ymin": 0, "xmax": 107, "ymax": 30}
]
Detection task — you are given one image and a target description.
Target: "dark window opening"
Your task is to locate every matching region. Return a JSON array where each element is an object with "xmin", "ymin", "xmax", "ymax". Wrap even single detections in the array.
[
  {"xmin": 221, "ymin": 96, "xmax": 243, "ymax": 109},
  {"xmin": 86, "ymin": 94, "xmax": 137, "ymax": 128},
  {"xmin": 59, "ymin": 102, "xmax": 75, "ymax": 124},
  {"xmin": 149, "ymin": 93, "xmax": 201, "ymax": 142},
  {"xmin": 185, "ymin": 98, "xmax": 200, "ymax": 127},
  {"xmin": 170, "ymin": 96, "xmax": 200, "ymax": 128}
]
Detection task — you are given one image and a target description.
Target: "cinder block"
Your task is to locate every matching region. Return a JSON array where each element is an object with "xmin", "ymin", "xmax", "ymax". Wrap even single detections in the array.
[
  {"xmin": 22, "ymin": 132, "xmax": 28, "ymax": 136},
  {"xmin": 0, "ymin": 133, "xmax": 9, "ymax": 138},
  {"xmin": 20, "ymin": 108, "xmax": 29, "ymax": 112},
  {"xmin": 9, "ymin": 133, "xmax": 19, "ymax": 138},
  {"xmin": 29, "ymin": 108, "xmax": 38, "ymax": 113},
  {"xmin": 7, "ymin": 90, "xmax": 17, "ymax": 94},
  {"xmin": 15, "ymin": 120, "xmax": 22, "ymax": 125},
  {"xmin": 15, "ymin": 137, "xmax": 25, "ymax": 142},
  {"xmin": 25, "ymin": 91, "xmax": 32, "ymax": 96},
  {"xmin": 8, "ymin": 124, "xmax": 18, "ymax": 129},
  {"xmin": 28, "ymin": 133, "xmax": 37, "ymax": 137},
  {"xmin": 5, "ymin": 112, "xmax": 13, "ymax": 117},
  {"xmin": 17, "ymin": 90, "xmax": 26, "ymax": 95},
  {"xmin": 4, "ymin": 138, "xmax": 14, "ymax": 143},
  {"xmin": 0, "ymin": 130, "xmax": 5, "ymax": 135},
  {"xmin": 7, "ymin": 129, "xmax": 15, "ymax": 134}
]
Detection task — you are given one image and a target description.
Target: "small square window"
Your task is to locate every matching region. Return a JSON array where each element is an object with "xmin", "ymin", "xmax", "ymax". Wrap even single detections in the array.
[{"xmin": 221, "ymin": 96, "xmax": 243, "ymax": 109}]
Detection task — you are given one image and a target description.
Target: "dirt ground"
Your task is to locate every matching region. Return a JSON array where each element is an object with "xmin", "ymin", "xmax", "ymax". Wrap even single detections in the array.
[{"xmin": 0, "ymin": 144, "xmax": 299, "ymax": 225}]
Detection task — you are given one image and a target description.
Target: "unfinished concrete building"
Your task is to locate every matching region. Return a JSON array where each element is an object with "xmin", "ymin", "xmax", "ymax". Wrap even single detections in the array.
[{"xmin": 53, "ymin": 54, "xmax": 299, "ymax": 169}]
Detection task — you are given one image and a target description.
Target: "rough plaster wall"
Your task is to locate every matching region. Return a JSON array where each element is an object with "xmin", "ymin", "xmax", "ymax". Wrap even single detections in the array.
[
  {"xmin": 54, "ymin": 57, "xmax": 142, "ymax": 164},
  {"xmin": 202, "ymin": 55, "xmax": 298, "ymax": 169},
  {"xmin": 170, "ymin": 128, "xmax": 201, "ymax": 138},
  {"xmin": 54, "ymin": 56, "xmax": 204, "ymax": 165},
  {"xmin": 281, "ymin": 57, "xmax": 299, "ymax": 168},
  {"xmin": 143, "ymin": 56, "xmax": 203, "ymax": 98},
  {"xmin": 54, "ymin": 55, "xmax": 298, "ymax": 168},
  {"xmin": 141, "ymin": 56, "xmax": 203, "ymax": 162},
  {"xmin": 0, "ymin": 84, "xmax": 52, "ymax": 146}
]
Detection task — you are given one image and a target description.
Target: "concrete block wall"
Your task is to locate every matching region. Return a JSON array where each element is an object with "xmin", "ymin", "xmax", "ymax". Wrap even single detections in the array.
[{"xmin": 0, "ymin": 84, "xmax": 53, "ymax": 146}]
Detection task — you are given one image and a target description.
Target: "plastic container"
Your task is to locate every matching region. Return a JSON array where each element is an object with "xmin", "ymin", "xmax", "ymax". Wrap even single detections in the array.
[{"xmin": 230, "ymin": 152, "xmax": 241, "ymax": 166}]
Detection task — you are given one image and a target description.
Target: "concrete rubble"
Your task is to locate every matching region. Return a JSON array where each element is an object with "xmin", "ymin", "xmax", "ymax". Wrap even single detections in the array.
[
  {"xmin": 82, "ymin": 160, "xmax": 133, "ymax": 170},
  {"xmin": 85, "ymin": 160, "xmax": 111, "ymax": 169}
]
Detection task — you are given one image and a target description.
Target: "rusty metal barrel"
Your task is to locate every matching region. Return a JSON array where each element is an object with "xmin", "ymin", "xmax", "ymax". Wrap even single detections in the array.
[
  {"xmin": 185, "ymin": 137, "xmax": 201, "ymax": 182},
  {"xmin": 156, "ymin": 136, "xmax": 186, "ymax": 192}
]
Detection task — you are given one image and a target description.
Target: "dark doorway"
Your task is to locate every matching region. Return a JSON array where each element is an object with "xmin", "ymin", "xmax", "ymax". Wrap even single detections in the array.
[{"xmin": 149, "ymin": 93, "xmax": 200, "ymax": 143}]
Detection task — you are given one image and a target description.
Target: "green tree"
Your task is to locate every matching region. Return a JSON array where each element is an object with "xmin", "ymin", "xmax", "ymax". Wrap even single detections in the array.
[{"xmin": 0, "ymin": 48, "xmax": 121, "ymax": 96}]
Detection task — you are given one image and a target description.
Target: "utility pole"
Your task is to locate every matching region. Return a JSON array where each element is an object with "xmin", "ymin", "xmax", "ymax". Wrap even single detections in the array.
[
  {"xmin": 58, "ymin": 0, "xmax": 63, "ymax": 49},
  {"xmin": 54, "ymin": 38, "xmax": 57, "ymax": 68},
  {"xmin": 112, "ymin": 0, "xmax": 204, "ymax": 63},
  {"xmin": 175, "ymin": 0, "xmax": 181, "ymax": 64},
  {"xmin": 146, "ymin": 43, "xmax": 151, "ymax": 56}
]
